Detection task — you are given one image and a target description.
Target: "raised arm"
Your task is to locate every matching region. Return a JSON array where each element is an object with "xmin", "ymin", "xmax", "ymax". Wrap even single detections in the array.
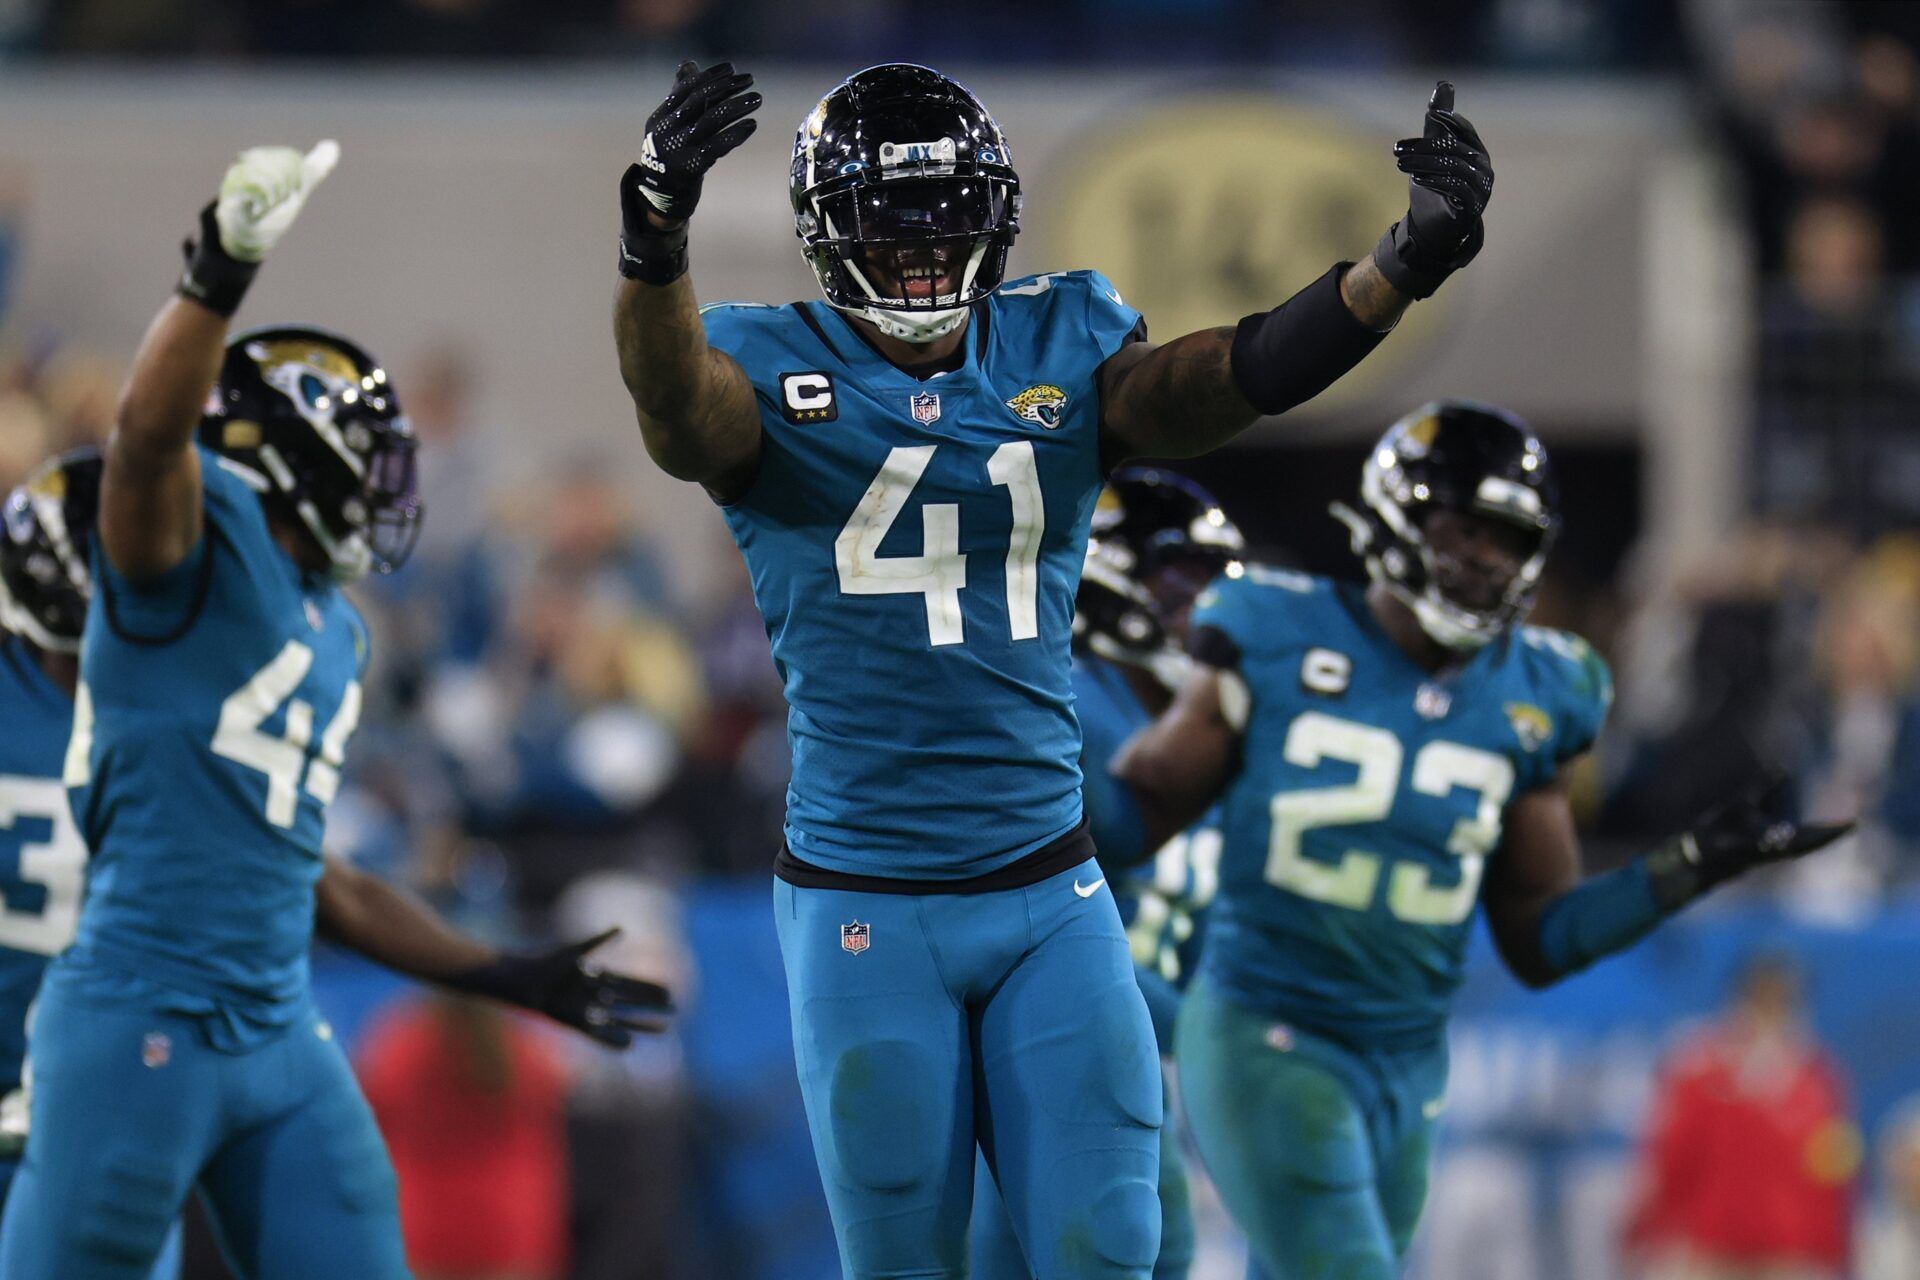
[
  {"xmin": 315, "ymin": 856, "xmax": 672, "ymax": 1048},
  {"xmin": 1099, "ymin": 82, "xmax": 1494, "ymax": 462},
  {"xmin": 612, "ymin": 61, "xmax": 765, "ymax": 501},
  {"xmin": 1483, "ymin": 769, "xmax": 1854, "ymax": 989},
  {"xmin": 101, "ymin": 143, "xmax": 337, "ymax": 581},
  {"xmin": 1111, "ymin": 662, "xmax": 1244, "ymax": 857}
]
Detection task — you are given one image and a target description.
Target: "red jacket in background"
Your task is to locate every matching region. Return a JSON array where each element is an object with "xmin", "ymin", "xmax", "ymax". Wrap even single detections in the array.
[
  {"xmin": 359, "ymin": 998, "xmax": 572, "ymax": 1278},
  {"xmin": 1624, "ymin": 1024, "xmax": 1859, "ymax": 1272}
]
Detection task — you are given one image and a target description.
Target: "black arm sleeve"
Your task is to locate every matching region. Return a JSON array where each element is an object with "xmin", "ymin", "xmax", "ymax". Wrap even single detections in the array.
[
  {"xmin": 1228, "ymin": 263, "xmax": 1388, "ymax": 416},
  {"xmin": 1185, "ymin": 623, "xmax": 1243, "ymax": 671}
]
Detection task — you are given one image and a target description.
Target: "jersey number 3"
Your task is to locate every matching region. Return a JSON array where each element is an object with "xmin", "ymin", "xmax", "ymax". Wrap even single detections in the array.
[
  {"xmin": 835, "ymin": 443, "xmax": 1044, "ymax": 647},
  {"xmin": 1267, "ymin": 711, "xmax": 1514, "ymax": 926},
  {"xmin": 0, "ymin": 777, "xmax": 85, "ymax": 956}
]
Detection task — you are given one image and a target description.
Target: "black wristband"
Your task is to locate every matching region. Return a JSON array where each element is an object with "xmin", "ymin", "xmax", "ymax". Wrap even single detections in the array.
[
  {"xmin": 1185, "ymin": 623, "xmax": 1243, "ymax": 672},
  {"xmin": 1228, "ymin": 263, "xmax": 1388, "ymax": 417},
  {"xmin": 176, "ymin": 202, "xmax": 258, "ymax": 319},
  {"xmin": 1642, "ymin": 833, "xmax": 1708, "ymax": 911},
  {"xmin": 618, "ymin": 221, "xmax": 689, "ymax": 285},
  {"xmin": 1370, "ymin": 217, "xmax": 1483, "ymax": 301}
]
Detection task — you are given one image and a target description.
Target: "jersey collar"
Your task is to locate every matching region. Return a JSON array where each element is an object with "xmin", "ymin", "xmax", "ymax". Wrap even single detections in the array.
[{"xmin": 802, "ymin": 300, "xmax": 987, "ymax": 388}]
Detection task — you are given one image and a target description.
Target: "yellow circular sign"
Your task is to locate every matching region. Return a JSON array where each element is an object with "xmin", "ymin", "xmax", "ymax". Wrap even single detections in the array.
[{"xmin": 1041, "ymin": 96, "xmax": 1441, "ymax": 409}]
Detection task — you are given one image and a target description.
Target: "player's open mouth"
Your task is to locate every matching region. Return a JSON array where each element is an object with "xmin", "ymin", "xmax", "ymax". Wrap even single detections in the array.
[{"xmin": 867, "ymin": 247, "xmax": 962, "ymax": 303}]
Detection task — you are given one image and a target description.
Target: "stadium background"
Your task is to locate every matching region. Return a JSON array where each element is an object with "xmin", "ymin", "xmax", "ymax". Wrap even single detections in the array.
[{"xmin": 5, "ymin": 0, "xmax": 1920, "ymax": 1276}]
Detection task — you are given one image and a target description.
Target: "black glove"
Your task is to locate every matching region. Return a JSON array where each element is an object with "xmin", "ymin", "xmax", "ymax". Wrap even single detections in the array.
[
  {"xmin": 627, "ymin": 59, "xmax": 760, "ymax": 225},
  {"xmin": 619, "ymin": 61, "xmax": 760, "ymax": 283},
  {"xmin": 177, "ymin": 202, "xmax": 259, "ymax": 318},
  {"xmin": 446, "ymin": 928, "xmax": 673, "ymax": 1049},
  {"xmin": 1371, "ymin": 82, "xmax": 1494, "ymax": 300},
  {"xmin": 1645, "ymin": 770, "xmax": 1855, "ymax": 909}
]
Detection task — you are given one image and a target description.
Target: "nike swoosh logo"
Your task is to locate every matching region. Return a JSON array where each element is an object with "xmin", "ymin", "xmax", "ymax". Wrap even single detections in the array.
[{"xmin": 1073, "ymin": 878, "xmax": 1105, "ymax": 899}]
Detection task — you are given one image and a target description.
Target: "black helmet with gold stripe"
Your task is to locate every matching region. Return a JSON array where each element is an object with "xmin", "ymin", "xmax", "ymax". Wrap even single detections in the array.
[
  {"xmin": 1077, "ymin": 466, "xmax": 1244, "ymax": 662},
  {"xmin": 1332, "ymin": 399, "xmax": 1559, "ymax": 651},
  {"xmin": 0, "ymin": 447, "xmax": 103, "ymax": 654},
  {"xmin": 200, "ymin": 326, "xmax": 421, "ymax": 582}
]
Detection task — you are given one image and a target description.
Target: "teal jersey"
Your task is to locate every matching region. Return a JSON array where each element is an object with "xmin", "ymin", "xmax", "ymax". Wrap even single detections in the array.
[
  {"xmin": 1192, "ymin": 568, "xmax": 1611, "ymax": 1048},
  {"xmin": 65, "ymin": 449, "xmax": 368, "ymax": 1015},
  {"xmin": 707, "ymin": 271, "xmax": 1142, "ymax": 879},
  {"xmin": 0, "ymin": 639, "xmax": 86, "ymax": 1093},
  {"xmin": 1071, "ymin": 653, "xmax": 1217, "ymax": 986}
]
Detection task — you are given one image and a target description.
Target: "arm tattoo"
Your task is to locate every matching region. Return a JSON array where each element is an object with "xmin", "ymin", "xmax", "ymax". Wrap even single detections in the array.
[
  {"xmin": 612, "ymin": 276, "xmax": 760, "ymax": 489},
  {"xmin": 1338, "ymin": 255, "xmax": 1413, "ymax": 331},
  {"xmin": 1101, "ymin": 327, "xmax": 1257, "ymax": 462}
]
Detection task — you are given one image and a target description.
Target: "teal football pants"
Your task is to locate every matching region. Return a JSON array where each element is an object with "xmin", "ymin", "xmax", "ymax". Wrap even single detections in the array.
[
  {"xmin": 774, "ymin": 857, "xmax": 1163, "ymax": 1279},
  {"xmin": 968, "ymin": 1075, "xmax": 1193, "ymax": 1280},
  {"xmin": 1174, "ymin": 975, "xmax": 1445, "ymax": 1280},
  {"xmin": 968, "ymin": 959, "xmax": 1192, "ymax": 1280},
  {"xmin": 0, "ymin": 1160, "xmax": 180, "ymax": 1280},
  {"xmin": 0, "ymin": 965, "xmax": 407, "ymax": 1279}
]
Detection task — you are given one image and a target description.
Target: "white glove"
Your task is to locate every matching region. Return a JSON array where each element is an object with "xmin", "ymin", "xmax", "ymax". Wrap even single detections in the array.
[{"xmin": 213, "ymin": 139, "xmax": 339, "ymax": 263}]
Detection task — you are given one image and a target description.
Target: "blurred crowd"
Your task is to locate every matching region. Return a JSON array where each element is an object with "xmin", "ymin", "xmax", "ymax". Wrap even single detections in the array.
[{"xmin": 1687, "ymin": 1, "xmax": 1920, "ymax": 537}]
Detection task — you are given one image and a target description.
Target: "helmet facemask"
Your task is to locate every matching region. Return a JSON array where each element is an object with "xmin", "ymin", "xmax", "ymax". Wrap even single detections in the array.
[
  {"xmin": 791, "ymin": 65, "xmax": 1022, "ymax": 346},
  {"xmin": 801, "ymin": 174, "xmax": 1018, "ymax": 343},
  {"xmin": 1332, "ymin": 446, "xmax": 1556, "ymax": 652}
]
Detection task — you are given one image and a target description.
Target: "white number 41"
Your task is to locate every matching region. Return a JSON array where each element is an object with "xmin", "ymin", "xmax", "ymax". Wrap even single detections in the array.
[{"xmin": 835, "ymin": 443, "xmax": 1044, "ymax": 647}]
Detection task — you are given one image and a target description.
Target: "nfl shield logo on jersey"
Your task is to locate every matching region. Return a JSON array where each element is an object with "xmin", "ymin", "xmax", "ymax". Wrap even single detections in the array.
[
  {"xmin": 141, "ymin": 1032, "xmax": 172, "ymax": 1069},
  {"xmin": 909, "ymin": 392, "xmax": 942, "ymax": 425},
  {"xmin": 841, "ymin": 921, "xmax": 871, "ymax": 955}
]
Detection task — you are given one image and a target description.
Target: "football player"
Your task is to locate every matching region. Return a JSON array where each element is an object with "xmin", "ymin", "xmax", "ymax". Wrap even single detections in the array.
[
  {"xmin": 1111, "ymin": 402, "xmax": 1853, "ymax": 1279},
  {"xmin": 611, "ymin": 60, "xmax": 1494, "ymax": 1277},
  {"xmin": 967, "ymin": 469, "xmax": 1242, "ymax": 1280},
  {"xmin": 0, "ymin": 452, "xmax": 184, "ymax": 1280},
  {"xmin": 0, "ymin": 148, "xmax": 670, "ymax": 1280}
]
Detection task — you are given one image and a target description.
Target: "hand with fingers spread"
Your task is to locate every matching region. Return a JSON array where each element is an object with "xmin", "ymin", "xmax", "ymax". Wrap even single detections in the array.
[
  {"xmin": 1647, "ymin": 770, "xmax": 1856, "ymax": 908},
  {"xmin": 618, "ymin": 60, "xmax": 760, "ymax": 282},
  {"xmin": 1371, "ymin": 82, "xmax": 1494, "ymax": 300},
  {"xmin": 631, "ymin": 60, "xmax": 761, "ymax": 224},
  {"xmin": 179, "ymin": 139, "xmax": 340, "ymax": 317},
  {"xmin": 619, "ymin": 60, "xmax": 761, "ymax": 284},
  {"xmin": 445, "ymin": 928, "xmax": 675, "ymax": 1049}
]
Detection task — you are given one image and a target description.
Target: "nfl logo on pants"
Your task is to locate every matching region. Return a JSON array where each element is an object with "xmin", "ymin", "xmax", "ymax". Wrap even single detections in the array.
[{"xmin": 841, "ymin": 921, "xmax": 871, "ymax": 955}]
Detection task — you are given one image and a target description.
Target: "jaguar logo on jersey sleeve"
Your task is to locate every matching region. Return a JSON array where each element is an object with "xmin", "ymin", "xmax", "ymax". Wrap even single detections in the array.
[
  {"xmin": 1005, "ymin": 384, "xmax": 1068, "ymax": 429},
  {"xmin": 1504, "ymin": 701, "xmax": 1553, "ymax": 752}
]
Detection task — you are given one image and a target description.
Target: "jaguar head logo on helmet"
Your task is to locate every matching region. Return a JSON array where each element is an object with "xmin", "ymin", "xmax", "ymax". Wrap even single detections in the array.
[{"xmin": 202, "ymin": 326, "xmax": 423, "ymax": 583}]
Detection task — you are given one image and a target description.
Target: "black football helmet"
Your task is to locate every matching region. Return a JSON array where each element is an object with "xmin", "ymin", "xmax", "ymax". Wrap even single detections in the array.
[
  {"xmin": 791, "ymin": 64, "xmax": 1021, "ymax": 344},
  {"xmin": 0, "ymin": 447, "xmax": 103, "ymax": 655},
  {"xmin": 1077, "ymin": 467, "xmax": 1245, "ymax": 659},
  {"xmin": 201, "ymin": 326, "xmax": 421, "ymax": 582},
  {"xmin": 1332, "ymin": 400, "xmax": 1558, "ymax": 651}
]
